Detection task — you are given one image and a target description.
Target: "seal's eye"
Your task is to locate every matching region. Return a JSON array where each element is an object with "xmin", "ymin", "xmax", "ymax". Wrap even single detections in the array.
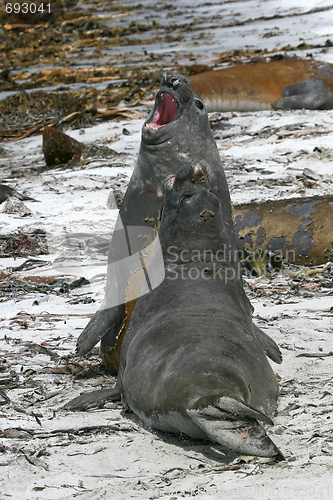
[{"xmin": 195, "ymin": 99, "xmax": 204, "ymax": 110}]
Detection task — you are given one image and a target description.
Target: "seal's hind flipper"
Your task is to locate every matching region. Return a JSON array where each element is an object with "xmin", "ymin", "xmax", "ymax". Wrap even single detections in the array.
[
  {"xmin": 187, "ymin": 398, "xmax": 284, "ymax": 460},
  {"xmin": 63, "ymin": 387, "xmax": 121, "ymax": 411},
  {"xmin": 76, "ymin": 305, "xmax": 125, "ymax": 357},
  {"xmin": 253, "ymin": 324, "xmax": 282, "ymax": 364},
  {"xmin": 272, "ymin": 79, "xmax": 333, "ymax": 110}
]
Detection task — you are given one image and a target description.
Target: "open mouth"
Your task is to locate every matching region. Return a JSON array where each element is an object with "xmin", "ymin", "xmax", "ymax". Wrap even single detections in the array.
[{"xmin": 146, "ymin": 93, "xmax": 178, "ymax": 130}]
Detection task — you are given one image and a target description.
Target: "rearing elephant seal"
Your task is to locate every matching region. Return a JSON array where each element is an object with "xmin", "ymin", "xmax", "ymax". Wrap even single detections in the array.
[
  {"xmin": 76, "ymin": 72, "xmax": 238, "ymax": 371},
  {"xmin": 66, "ymin": 164, "xmax": 283, "ymax": 460}
]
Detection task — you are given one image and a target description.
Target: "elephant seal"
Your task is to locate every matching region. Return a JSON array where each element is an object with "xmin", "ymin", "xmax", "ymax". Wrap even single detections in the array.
[
  {"xmin": 189, "ymin": 57, "xmax": 333, "ymax": 112},
  {"xmin": 66, "ymin": 164, "xmax": 283, "ymax": 460},
  {"xmin": 76, "ymin": 72, "xmax": 237, "ymax": 372}
]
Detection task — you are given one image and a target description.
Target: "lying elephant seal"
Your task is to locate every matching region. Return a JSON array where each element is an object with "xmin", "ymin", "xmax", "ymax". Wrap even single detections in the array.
[
  {"xmin": 67, "ymin": 164, "xmax": 283, "ymax": 460},
  {"xmin": 76, "ymin": 72, "xmax": 238, "ymax": 372},
  {"xmin": 189, "ymin": 57, "xmax": 333, "ymax": 111}
]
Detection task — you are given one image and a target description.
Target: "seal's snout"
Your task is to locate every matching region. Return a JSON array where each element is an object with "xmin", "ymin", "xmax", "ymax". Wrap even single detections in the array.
[
  {"xmin": 161, "ymin": 72, "xmax": 192, "ymax": 101},
  {"xmin": 166, "ymin": 74, "xmax": 180, "ymax": 88},
  {"xmin": 163, "ymin": 72, "xmax": 180, "ymax": 88},
  {"xmin": 144, "ymin": 72, "xmax": 195, "ymax": 138}
]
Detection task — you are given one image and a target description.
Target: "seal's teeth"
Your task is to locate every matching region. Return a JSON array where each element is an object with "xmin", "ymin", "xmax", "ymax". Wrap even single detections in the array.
[{"xmin": 146, "ymin": 123, "xmax": 158, "ymax": 130}]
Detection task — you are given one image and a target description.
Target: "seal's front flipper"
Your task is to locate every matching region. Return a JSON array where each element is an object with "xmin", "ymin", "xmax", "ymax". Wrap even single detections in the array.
[
  {"xmin": 63, "ymin": 386, "xmax": 121, "ymax": 411},
  {"xmin": 253, "ymin": 324, "xmax": 282, "ymax": 364},
  {"xmin": 76, "ymin": 305, "xmax": 125, "ymax": 357},
  {"xmin": 187, "ymin": 399, "xmax": 284, "ymax": 460},
  {"xmin": 272, "ymin": 79, "xmax": 333, "ymax": 110}
]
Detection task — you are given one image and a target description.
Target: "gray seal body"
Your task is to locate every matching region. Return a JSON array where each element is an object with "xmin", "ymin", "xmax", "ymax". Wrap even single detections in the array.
[
  {"xmin": 116, "ymin": 165, "xmax": 283, "ymax": 459},
  {"xmin": 76, "ymin": 73, "xmax": 237, "ymax": 367},
  {"xmin": 66, "ymin": 164, "xmax": 283, "ymax": 459}
]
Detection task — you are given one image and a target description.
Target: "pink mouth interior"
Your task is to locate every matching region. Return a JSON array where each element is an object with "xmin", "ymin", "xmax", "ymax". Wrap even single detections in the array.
[{"xmin": 147, "ymin": 93, "xmax": 178, "ymax": 130}]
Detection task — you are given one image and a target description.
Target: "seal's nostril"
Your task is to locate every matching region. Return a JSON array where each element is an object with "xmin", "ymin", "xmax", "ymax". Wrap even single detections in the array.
[
  {"xmin": 163, "ymin": 73, "xmax": 180, "ymax": 87},
  {"xmin": 163, "ymin": 72, "xmax": 172, "ymax": 83},
  {"xmin": 170, "ymin": 77, "xmax": 180, "ymax": 87}
]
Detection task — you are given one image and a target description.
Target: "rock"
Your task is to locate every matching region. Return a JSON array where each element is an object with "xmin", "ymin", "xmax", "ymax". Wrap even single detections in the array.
[
  {"xmin": 42, "ymin": 127, "xmax": 85, "ymax": 167},
  {"xmin": 42, "ymin": 127, "xmax": 116, "ymax": 167}
]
